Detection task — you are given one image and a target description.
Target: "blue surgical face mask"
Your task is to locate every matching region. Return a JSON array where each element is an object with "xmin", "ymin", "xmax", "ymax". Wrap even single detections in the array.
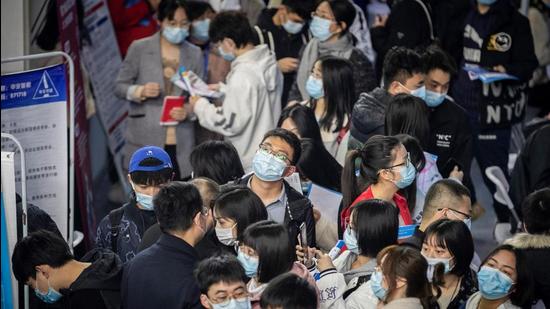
[
  {"xmin": 131, "ymin": 183, "xmax": 155, "ymax": 211},
  {"xmin": 218, "ymin": 45, "xmax": 236, "ymax": 62},
  {"xmin": 282, "ymin": 20, "xmax": 304, "ymax": 34},
  {"xmin": 162, "ymin": 26, "xmax": 189, "ymax": 44},
  {"xmin": 478, "ymin": 0, "xmax": 497, "ymax": 5},
  {"xmin": 305, "ymin": 75, "xmax": 324, "ymax": 99},
  {"xmin": 478, "ymin": 265, "xmax": 514, "ymax": 300},
  {"xmin": 309, "ymin": 16, "xmax": 333, "ymax": 42},
  {"xmin": 252, "ymin": 150, "xmax": 288, "ymax": 182},
  {"xmin": 211, "ymin": 298, "xmax": 252, "ymax": 309},
  {"xmin": 237, "ymin": 249, "xmax": 259, "ymax": 278},
  {"xmin": 34, "ymin": 278, "xmax": 63, "ymax": 304},
  {"xmin": 394, "ymin": 163, "xmax": 417, "ymax": 189},
  {"xmin": 424, "ymin": 90, "xmax": 446, "ymax": 108},
  {"xmin": 343, "ymin": 226, "xmax": 359, "ymax": 254},
  {"xmin": 370, "ymin": 270, "xmax": 387, "ymax": 300},
  {"xmin": 463, "ymin": 218, "xmax": 472, "ymax": 230},
  {"xmin": 423, "ymin": 254, "xmax": 453, "ymax": 282},
  {"xmin": 191, "ymin": 18, "xmax": 210, "ymax": 41}
]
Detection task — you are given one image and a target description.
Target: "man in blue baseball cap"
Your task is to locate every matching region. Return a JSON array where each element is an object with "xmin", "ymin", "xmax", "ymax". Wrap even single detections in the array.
[{"xmin": 95, "ymin": 146, "xmax": 174, "ymax": 263}]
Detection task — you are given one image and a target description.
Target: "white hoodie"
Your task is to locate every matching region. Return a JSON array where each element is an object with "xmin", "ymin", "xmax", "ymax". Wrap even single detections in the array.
[{"xmin": 194, "ymin": 44, "xmax": 283, "ymax": 171}]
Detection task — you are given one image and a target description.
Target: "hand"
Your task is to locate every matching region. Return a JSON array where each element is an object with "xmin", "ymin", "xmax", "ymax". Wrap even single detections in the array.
[
  {"xmin": 449, "ymin": 166, "xmax": 464, "ymax": 182},
  {"xmin": 142, "ymin": 82, "xmax": 160, "ymax": 98},
  {"xmin": 296, "ymin": 245, "xmax": 316, "ymax": 268},
  {"xmin": 315, "ymin": 250, "xmax": 335, "ymax": 272},
  {"xmin": 278, "ymin": 57, "xmax": 299, "ymax": 73},
  {"xmin": 493, "ymin": 65, "xmax": 507, "ymax": 73},
  {"xmin": 189, "ymin": 95, "xmax": 202, "ymax": 113},
  {"xmin": 373, "ymin": 15, "xmax": 388, "ymax": 27},
  {"xmin": 169, "ymin": 107, "xmax": 187, "ymax": 122},
  {"xmin": 313, "ymin": 208, "xmax": 321, "ymax": 223}
]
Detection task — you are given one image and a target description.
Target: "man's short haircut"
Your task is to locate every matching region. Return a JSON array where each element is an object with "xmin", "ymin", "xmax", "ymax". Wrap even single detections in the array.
[
  {"xmin": 157, "ymin": 0, "xmax": 188, "ymax": 22},
  {"xmin": 189, "ymin": 177, "xmax": 220, "ymax": 209},
  {"xmin": 12, "ymin": 230, "xmax": 73, "ymax": 283},
  {"xmin": 154, "ymin": 181, "xmax": 203, "ymax": 233},
  {"xmin": 185, "ymin": 1, "xmax": 214, "ymax": 21},
  {"xmin": 521, "ymin": 188, "xmax": 550, "ymax": 235},
  {"xmin": 209, "ymin": 11, "xmax": 255, "ymax": 47},
  {"xmin": 382, "ymin": 46, "xmax": 423, "ymax": 90},
  {"xmin": 261, "ymin": 128, "xmax": 302, "ymax": 165},
  {"xmin": 260, "ymin": 273, "xmax": 318, "ymax": 309},
  {"xmin": 282, "ymin": 0, "xmax": 316, "ymax": 21},
  {"xmin": 423, "ymin": 179, "xmax": 471, "ymax": 219},
  {"xmin": 194, "ymin": 255, "xmax": 247, "ymax": 294},
  {"xmin": 421, "ymin": 45, "xmax": 457, "ymax": 76}
]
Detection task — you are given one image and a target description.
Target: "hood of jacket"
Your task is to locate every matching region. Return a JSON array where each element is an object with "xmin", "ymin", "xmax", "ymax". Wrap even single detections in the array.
[
  {"xmin": 350, "ymin": 87, "xmax": 392, "ymax": 143},
  {"xmin": 231, "ymin": 44, "xmax": 280, "ymax": 93},
  {"xmin": 67, "ymin": 248, "xmax": 123, "ymax": 292},
  {"xmin": 504, "ymin": 233, "xmax": 550, "ymax": 249}
]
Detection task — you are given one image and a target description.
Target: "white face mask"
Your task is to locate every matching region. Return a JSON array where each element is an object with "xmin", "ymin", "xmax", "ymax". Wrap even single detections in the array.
[{"xmin": 215, "ymin": 223, "xmax": 237, "ymax": 246}]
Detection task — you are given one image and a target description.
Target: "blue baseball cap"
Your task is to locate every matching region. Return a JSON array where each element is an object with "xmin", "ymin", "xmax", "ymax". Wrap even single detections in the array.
[{"xmin": 129, "ymin": 146, "xmax": 173, "ymax": 173}]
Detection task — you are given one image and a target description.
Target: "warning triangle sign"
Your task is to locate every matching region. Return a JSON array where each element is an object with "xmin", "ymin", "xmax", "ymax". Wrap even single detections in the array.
[{"xmin": 33, "ymin": 70, "xmax": 59, "ymax": 99}]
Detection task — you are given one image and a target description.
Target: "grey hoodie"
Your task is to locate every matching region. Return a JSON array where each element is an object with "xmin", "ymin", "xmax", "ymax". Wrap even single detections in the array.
[
  {"xmin": 350, "ymin": 87, "xmax": 392, "ymax": 144},
  {"xmin": 194, "ymin": 44, "xmax": 283, "ymax": 171}
]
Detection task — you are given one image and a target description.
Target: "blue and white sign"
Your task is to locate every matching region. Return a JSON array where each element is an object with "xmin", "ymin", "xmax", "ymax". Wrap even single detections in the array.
[{"xmin": 1, "ymin": 64, "xmax": 69, "ymax": 239}]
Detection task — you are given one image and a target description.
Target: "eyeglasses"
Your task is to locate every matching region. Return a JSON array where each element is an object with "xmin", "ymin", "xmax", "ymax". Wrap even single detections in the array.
[
  {"xmin": 209, "ymin": 293, "xmax": 249, "ymax": 306},
  {"xmin": 438, "ymin": 208, "xmax": 472, "ymax": 220},
  {"xmin": 258, "ymin": 143, "xmax": 290, "ymax": 164},
  {"xmin": 386, "ymin": 152, "xmax": 411, "ymax": 170},
  {"xmin": 311, "ymin": 11, "xmax": 335, "ymax": 22}
]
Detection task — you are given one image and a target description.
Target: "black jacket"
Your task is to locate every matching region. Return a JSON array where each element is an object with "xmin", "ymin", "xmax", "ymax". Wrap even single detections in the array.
[
  {"xmin": 236, "ymin": 174, "xmax": 316, "ymax": 248},
  {"xmin": 505, "ymin": 233, "xmax": 550, "ymax": 308},
  {"xmin": 426, "ymin": 98, "xmax": 473, "ymax": 181},
  {"xmin": 15, "ymin": 194, "xmax": 62, "ymax": 240},
  {"xmin": 371, "ymin": 0, "xmax": 433, "ymax": 79},
  {"xmin": 510, "ymin": 124, "xmax": 550, "ymax": 215},
  {"xmin": 431, "ymin": 0, "xmax": 471, "ymax": 67},
  {"xmin": 255, "ymin": 8, "xmax": 310, "ymax": 105},
  {"xmin": 122, "ymin": 233, "xmax": 201, "ymax": 309},
  {"xmin": 451, "ymin": 0, "xmax": 538, "ymax": 127},
  {"xmin": 59, "ymin": 249, "xmax": 123, "ymax": 309},
  {"xmin": 350, "ymin": 87, "xmax": 392, "ymax": 144}
]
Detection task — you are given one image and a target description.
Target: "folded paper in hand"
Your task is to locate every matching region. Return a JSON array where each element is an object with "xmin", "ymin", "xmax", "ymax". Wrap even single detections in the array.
[
  {"xmin": 308, "ymin": 183, "xmax": 342, "ymax": 224},
  {"xmin": 171, "ymin": 67, "xmax": 223, "ymax": 98},
  {"xmin": 463, "ymin": 64, "xmax": 518, "ymax": 84}
]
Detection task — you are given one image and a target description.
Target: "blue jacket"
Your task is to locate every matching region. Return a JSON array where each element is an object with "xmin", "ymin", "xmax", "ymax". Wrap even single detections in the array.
[{"xmin": 122, "ymin": 233, "xmax": 201, "ymax": 309}]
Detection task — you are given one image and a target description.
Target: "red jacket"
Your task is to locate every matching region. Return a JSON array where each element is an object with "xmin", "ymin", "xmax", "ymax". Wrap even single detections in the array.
[
  {"xmin": 107, "ymin": 0, "xmax": 158, "ymax": 56},
  {"xmin": 340, "ymin": 186, "xmax": 412, "ymax": 230}
]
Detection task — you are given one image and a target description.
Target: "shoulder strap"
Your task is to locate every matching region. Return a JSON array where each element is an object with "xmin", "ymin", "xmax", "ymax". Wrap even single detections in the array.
[
  {"xmin": 413, "ymin": 0, "xmax": 434, "ymax": 41},
  {"xmin": 343, "ymin": 274, "xmax": 372, "ymax": 299},
  {"xmin": 253, "ymin": 26, "xmax": 275, "ymax": 53},
  {"xmin": 108, "ymin": 207, "xmax": 125, "ymax": 253}
]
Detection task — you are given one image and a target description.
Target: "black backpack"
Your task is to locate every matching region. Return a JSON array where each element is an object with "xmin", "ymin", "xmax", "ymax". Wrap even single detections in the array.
[{"xmin": 108, "ymin": 207, "xmax": 125, "ymax": 253}]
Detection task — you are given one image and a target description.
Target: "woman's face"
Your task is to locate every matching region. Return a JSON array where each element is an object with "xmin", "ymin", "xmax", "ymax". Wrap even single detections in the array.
[
  {"xmin": 314, "ymin": 2, "xmax": 343, "ymax": 38},
  {"xmin": 380, "ymin": 144, "xmax": 409, "ymax": 184},
  {"xmin": 214, "ymin": 210, "xmax": 237, "ymax": 237},
  {"xmin": 485, "ymin": 249, "xmax": 518, "ymax": 283},
  {"xmin": 161, "ymin": 7, "xmax": 190, "ymax": 31},
  {"xmin": 421, "ymin": 236, "xmax": 453, "ymax": 259},
  {"xmin": 280, "ymin": 117, "xmax": 301, "ymax": 139},
  {"xmin": 239, "ymin": 244, "xmax": 259, "ymax": 258},
  {"xmin": 311, "ymin": 60, "xmax": 323, "ymax": 80}
]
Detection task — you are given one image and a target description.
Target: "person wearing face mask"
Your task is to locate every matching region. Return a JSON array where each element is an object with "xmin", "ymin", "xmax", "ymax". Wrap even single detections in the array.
[
  {"xmin": 305, "ymin": 199, "xmax": 398, "ymax": 308},
  {"xmin": 115, "ymin": 0, "xmax": 205, "ymax": 180},
  {"xmin": 420, "ymin": 46, "xmax": 476, "ymax": 216},
  {"xmin": 254, "ymin": 0, "xmax": 316, "ymax": 105},
  {"xmin": 422, "ymin": 219, "xmax": 478, "ymax": 309},
  {"xmin": 12, "ymin": 230, "xmax": 123, "ymax": 309},
  {"xmin": 465, "ymin": 245, "xmax": 535, "ymax": 309},
  {"xmin": 347, "ymin": 245, "xmax": 437, "ymax": 309},
  {"xmin": 122, "ymin": 181, "xmax": 213, "ymax": 308},
  {"xmin": 237, "ymin": 221, "xmax": 318, "ymax": 309},
  {"xmin": 349, "ymin": 47, "xmax": 426, "ymax": 150},
  {"xmin": 450, "ymin": 0, "xmax": 538, "ymax": 230},
  {"xmin": 195, "ymin": 255, "xmax": 251, "ymax": 309},
  {"xmin": 288, "ymin": 0, "xmax": 376, "ymax": 104},
  {"xmin": 189, "ymin": 12, "xmax": 283, "ymax": 172},
  {"xmin": 212, "ymin": 186, "xmax": 268, "ymax": 253},
  {"xmin": 233, "ymin": 129, "xmax": 316, "ymax": 249},
  {"xmin": 95, "ymin": 146, "xmax": 173, "ymax": 263},
  {"xmin": 340, "ymin": 135, "xmax": 416, "ymax": 235}
]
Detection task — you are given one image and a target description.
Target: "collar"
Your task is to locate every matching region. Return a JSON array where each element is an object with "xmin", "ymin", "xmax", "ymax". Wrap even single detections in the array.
[
  {"xmin": 247, "ymin": 175, "xmax": 287, "ymax": 206},
  {"xmin": 157, "ymin": 233, "xmax": 198, "ymax": 258}
]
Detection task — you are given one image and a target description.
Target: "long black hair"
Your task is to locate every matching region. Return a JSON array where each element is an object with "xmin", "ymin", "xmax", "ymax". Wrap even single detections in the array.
[
  {"xmin": 395, "ymin": 134, "xmax": 426, "ymax": 213},
  {"xmin": 318, "ymin": 0, "xmax": 356, "ymax": 36},
  {"xmin": 311, "ymin": 56, "xmax": 355, "ymax": 133},
  {"xmin": 190, "ymin": 141, "xmax": 245, "ymax": 185},
  {"xmin": 385, "ymin": 93, "xmax": 430, "ymax": 148},
  {"xmin": 278, "ymin": 104, "xmax": 323, "ymax": 142}
]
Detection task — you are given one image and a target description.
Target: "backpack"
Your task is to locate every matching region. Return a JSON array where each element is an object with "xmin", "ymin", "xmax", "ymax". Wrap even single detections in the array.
[
  {"xmin": 108, "ymin": 207, "xmax": 125, "ymax": 253},
  {"xmin": 343, "ymin": 274, "xmax": 372, "ymax": 299}
]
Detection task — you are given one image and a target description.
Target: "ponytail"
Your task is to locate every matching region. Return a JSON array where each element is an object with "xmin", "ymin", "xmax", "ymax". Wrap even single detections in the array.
[{"xmin": 342, "ymin": 149, "xmax": 362, "ymax": 209}]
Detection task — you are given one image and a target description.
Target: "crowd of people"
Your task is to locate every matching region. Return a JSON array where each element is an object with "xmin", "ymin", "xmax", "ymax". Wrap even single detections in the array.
[{"xmin": 12, "ymin": 0, "xmax": 550, "ymax": 308}]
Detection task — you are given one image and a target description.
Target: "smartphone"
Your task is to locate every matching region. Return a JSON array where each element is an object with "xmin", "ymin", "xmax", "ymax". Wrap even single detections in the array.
[
  {"xmin": 441, "ymin": 157, "xmax": 463, "ymax": 178},
  {"xmin": 297, "ymin": 222, "xmax": 308, "ymax": 262}
]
